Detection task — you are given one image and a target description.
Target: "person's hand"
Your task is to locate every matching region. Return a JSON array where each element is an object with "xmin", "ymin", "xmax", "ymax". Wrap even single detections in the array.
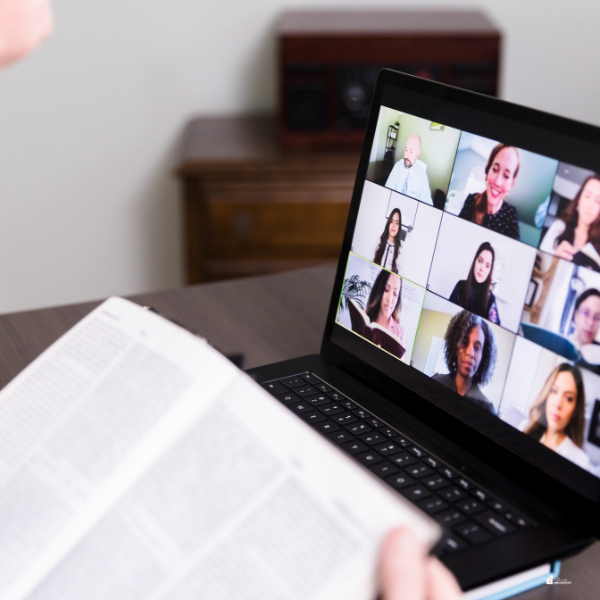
[
  {"xmin": 554, "ymin": 240, "xmax": 577, "ymax": 262},
  {"xmin": 379, "ymin": 527, "xmax": 463, "ymax": 600},
  {"xmin": 0, "ymin": 0, "xmax": 53, "ymax": 69}
]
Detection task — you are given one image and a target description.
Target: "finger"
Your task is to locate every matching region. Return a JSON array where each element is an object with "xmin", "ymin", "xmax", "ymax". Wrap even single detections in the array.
[
  {"xmin": 379, "ymin": 527, "xmax": 427, "ymax": 600},
  {"xmin": 426, "ymin": 556, "xmax": 464, "ymax": 600}
]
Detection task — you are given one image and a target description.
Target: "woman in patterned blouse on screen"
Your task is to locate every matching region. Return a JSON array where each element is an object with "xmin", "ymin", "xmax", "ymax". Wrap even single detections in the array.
[{"xmin": 458, "ymin": 143, "xmax": 521, "ymax": 240}]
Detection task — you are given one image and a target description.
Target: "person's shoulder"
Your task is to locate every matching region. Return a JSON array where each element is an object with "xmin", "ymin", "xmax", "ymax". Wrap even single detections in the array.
[
  {"xmin": 467, "ymin": 386, "xmax": 495, "ymax": 413},
  {"xmin": 559, "ymin": 437, "xmax": 592, "ymax": 470},
  {"xmin": 501, "ymin": 201, "xmax": 519, "ymax": 218},
  {"xmin": 463, "ymin": 194, "xmax": 476, "ymax": 206}
]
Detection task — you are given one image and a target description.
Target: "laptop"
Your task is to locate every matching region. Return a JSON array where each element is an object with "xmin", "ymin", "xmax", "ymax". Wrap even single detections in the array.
[{"xmin": 247, "ymin": 69, "xmax": 600, "ymax": 592}]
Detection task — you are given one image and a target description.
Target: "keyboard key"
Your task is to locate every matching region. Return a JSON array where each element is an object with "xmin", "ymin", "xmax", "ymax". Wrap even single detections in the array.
[
  {"xmin": 436, "ymin": 508, "xmax": 468, "ymax": 527},
  {"xmin": 455, "ymin": 523, "xmax": 494, "ymax": 546},
  {"xmin": 366, "ymin": 417, "xmax": 385, "ymax": 428},
  {"xmin": 301, "ymin": 373, "xmax": 321, "ymax": 384},
  {"xmin": 327, "ymin": 391, "xmax": 346, "ymax": 402},
  {"xmin": 315, "ymin": 420, "xmax": 340, "ymax": 434},
  {"xmin": 315, "ymin": 383, "xmax": 332, "ymax": 393},
  {"xmin": 373, "ymin": 441, "xmax": 403, "ymax": 456},
  {"xmin": 394, "ymin": 436, "xmax": 411, "ymax": 447},
  {"xmin": 456, "ymin": 477, "xmax": 472, "ymax": 491},
  {"xmin": 346, "ymin": 422, "xmax": 373, "ymax": 435},
  {"xmin": 401, "ymin": 485, "xmax": 432, "ymax": 502},
  {"xmin": 424, "ymin": 456, "xmax": 441, "ymax": 469},
  {"xmin": 300, "ymin": 411, "xmax": 327, "ymax": 425},
  {"xmin": 277, "ymin": 391, "xmax": 302, "ymax": 404},
  {"xmin": 385, "ymin": 472, "xmax": 416, "ymax": 490},
  {"xmin": 504, "ymin": 512, "xmax": 532, "ymax": 529},
  {"xmin": 405, "ymin": 464, "xmax": 434, "ymax": 479},
  {"xmin": 353, "ymin": 409, "xmax": 373, "ymax": 419},
  {"xmin": 380, "ymin": 427, "xmax": 399, "ymax": 438},
  {"xmin": 339, "ymin": 399, "xmax": 358, "ymax": 410},
  {"xmin": 280, "ymin": 377, "xmax": 305, "ymax": 389},
  {"xmin": 408, "ymin": 446, "xmax": 427, "ymax": 458},
  {"xmin": 438, "ymin": 466, "xmax": 457, "ymax": 479},
  {"xmin": 355, "ymin": 450, "xmax": 384, "ymax": 467},
  {"xmin": 456, "ymin": 499, "xmax": 486, "ymax": 516},
  {"xmin": 332, "ymin": 413, "xmax": 359, "ymax": 425},
  {"xmin": 423, "ymin": 475, "xmax": 450, "ymax": 491},
  {"xmin": 389, "ymin": 452, "xmax": 418, "ymax": 467},
  {"xmin": 488, "ymin": 500, "xmax": 508, "ymax": 514},
  {"xmin": 439, "ymin": 487, "xmax": 469, "ymax": 503},
  {"xmin": 327, "ymin": 431, "xmax": 354, "ymax": 444},
  {"xmin": 319, "ymin": 403, "xmax": 346, "ymax": 416},
  {"xmin": 471, "ymin": 488, "xmax": 490, "ymax": 503},
  {"xmin": 474, "ymin": 511, "xmax": 517, "ymax": 537},
  {"xmin": 359, "ymin": 432, "xmax": 387, "ymax": 445},
  {"xmin": 295, "ymin": 385, "xmax": 319, "ymax": 397},
  {"xmin": 289, "ymin": 402, "xmax": 314, "ymax": 414},
  {"xmin": 437, "ymin": 534, "xmax": 469, "ymax": 555},
  {"xmin": 304, "ymin": 395, "xmax": 331, "ymax": 407},
  {"xmin": 261, "ymin": 381, "xmax": 287, "ymax": 395},
  {"xmin": 370, "ymin": 461, "xmax": 400, "ymax": 478},
  {"xmin": 342, "ymin": 440, "xmax": 370, "ymax": 455},
  {"xmin": 418, "ymin": 497, "xmax": 450, "ymax": 515}
]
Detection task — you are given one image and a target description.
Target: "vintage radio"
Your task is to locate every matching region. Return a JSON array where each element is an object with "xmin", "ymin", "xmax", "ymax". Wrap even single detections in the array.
[{"xmin": 278, "ymin": 10, "xmax": 501, "ymax": 150}]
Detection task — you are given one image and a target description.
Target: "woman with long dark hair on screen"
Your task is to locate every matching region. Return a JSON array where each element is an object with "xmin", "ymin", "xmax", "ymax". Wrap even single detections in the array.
[
  {"xmin": 540, "ymin": 174, "xmax": 600, "ymax": 270},
  {"xmin": 449, "ymin": 242, "xmax": 500, "ymax": 324},
  {"xmin": 432, "ymin": 310, "xmax": 497, "ymax": 414},
  {"xmin": 458, "ymin": 143, "xmax": 520, "ymax": 240},
  {"xmin": 373, "ymin": 208, "xmax": 402, "ymax": 273},
  {"xmin": 365, "ymin": 269, "xmax": 404, "ymax": 344},
  {"xmin": 524, "ymin": 363, "xmax": 591, "ymax": 470}
]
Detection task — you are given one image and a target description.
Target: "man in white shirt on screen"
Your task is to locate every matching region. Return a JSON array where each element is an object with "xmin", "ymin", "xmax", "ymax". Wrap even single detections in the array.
[{"xmin": 385, "ymin": 134, "xmax": 433, "ymax": 205}]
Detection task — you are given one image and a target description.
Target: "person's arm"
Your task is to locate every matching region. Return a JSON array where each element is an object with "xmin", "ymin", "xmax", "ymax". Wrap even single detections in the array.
[
  {"xmin": 379, "ymin": 527, "xmax": 463, "ymax": 600},
  {"xmin": 449, "ymin": 281, "xmax": 462, "ymax": 305},
  {"xmin": 386, "ymin": 162, "xmax": 401, "ymax": 191},
  {"xmin": 420, "ymin": 170, "xmax": 434, "ymax": 205}
]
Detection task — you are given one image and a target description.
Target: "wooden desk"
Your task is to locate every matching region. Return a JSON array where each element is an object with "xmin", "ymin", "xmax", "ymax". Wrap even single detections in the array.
[
  {"xmin": 0, "ymin": 266, "xmax": 597, "ymax": 599},
  {"xmin": 176, "ymin": 115, "xmax": 359, "ymax": 283}
]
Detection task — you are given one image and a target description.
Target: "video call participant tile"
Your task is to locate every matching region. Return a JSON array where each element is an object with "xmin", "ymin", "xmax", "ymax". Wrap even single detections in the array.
[
  {"xmin": 336, "ymin": 252, "xmax": 426, "ymax": 366},
  {"xmin": 365, "ymin": 106, "xmax": 461, "ymax": 209},
  {"xmin": 539, "ymin": 163, "xmax": 600, "ymax": 272},
  {"xmin": 522, "ymin": 250, "xmax": 600, "ymax": 372},
  {"xmin": 499, "ymin": 336, "xmax": 600, "ymax": 474},
  {"xmin": 411, "ymin": 293, "xmax": 516, "ymax": 416},
  {"xmin": 351, "ymin": 181, "xmax": 443, "ymax": 288},
  {"xmin": 445, "ymin": 132, "xmax": 559, "ymax": 248},
  {"xmin": 427, "ymin": 213, "xmax": 536, "ymax": 334}
]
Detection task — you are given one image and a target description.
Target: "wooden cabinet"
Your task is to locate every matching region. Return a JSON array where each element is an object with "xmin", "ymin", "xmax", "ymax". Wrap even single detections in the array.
[{"xmin": 176, "ymin": 115, "xmax": 359, "ymax": 283}]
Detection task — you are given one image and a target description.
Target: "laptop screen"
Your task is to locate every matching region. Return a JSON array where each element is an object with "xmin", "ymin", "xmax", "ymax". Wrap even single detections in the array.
[{"xmin": 327, "ymin": 71, "xmax": 600, "ymax": 501}]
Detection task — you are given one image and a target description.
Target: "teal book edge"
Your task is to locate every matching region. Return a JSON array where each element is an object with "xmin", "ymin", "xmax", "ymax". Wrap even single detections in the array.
[{"xmin": 477, "ymin": 561, "xmax": 561, "ymax": 600}]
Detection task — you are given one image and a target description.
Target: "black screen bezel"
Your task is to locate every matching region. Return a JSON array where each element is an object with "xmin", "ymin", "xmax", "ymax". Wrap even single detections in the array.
[{"xmin": 320, "ymin": 69, "xmax": 600, "ymax": 522}]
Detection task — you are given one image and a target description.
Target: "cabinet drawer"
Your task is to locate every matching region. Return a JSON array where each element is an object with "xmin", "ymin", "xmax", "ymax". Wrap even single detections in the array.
[{"xmin": 206, "ymin": 203, "xmax": 349, "ymax": 259}]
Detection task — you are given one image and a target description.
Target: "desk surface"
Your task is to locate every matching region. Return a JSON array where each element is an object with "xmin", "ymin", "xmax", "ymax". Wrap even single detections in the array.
[{"xmin": 0, "ymin": 265, "xmax": 597, "ymax": 599}]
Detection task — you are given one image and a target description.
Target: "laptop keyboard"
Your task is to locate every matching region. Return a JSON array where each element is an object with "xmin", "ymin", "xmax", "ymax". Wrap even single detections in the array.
[{"xmin": 261, "ymin": 372, "xmax": 534, "ymax": 557}]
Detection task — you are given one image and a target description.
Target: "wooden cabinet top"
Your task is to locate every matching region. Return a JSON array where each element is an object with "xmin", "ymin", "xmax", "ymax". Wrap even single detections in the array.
[
  {"xmin": 176, "ymin": 115, "xmax": 360, "ymax": 176},
  {"xmin": 276, "ymin": 10, "xmax": 499, "ymax": 36}
]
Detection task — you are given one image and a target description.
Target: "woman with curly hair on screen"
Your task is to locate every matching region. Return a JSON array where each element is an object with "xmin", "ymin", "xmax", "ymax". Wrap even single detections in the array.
[
  {"xmin": 523, "ymin": 363, "xmax": 591, "ymax": 470},
  {"xmin": 432, "ymin": 310, "xmax": 497, "ymax": 414}
]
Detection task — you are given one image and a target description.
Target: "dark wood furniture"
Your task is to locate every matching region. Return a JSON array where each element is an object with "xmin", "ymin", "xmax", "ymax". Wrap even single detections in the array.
[
  {"xmin": 176, "ymin": 115, "xmax": 359, "ymax": 283},
  {"xmin": 278, "ymin": 10, "xmax": 501, "ymax": 150},
  {"xmin": 0, "ymin": 266, "xmax": 597, "ymax": 598}
]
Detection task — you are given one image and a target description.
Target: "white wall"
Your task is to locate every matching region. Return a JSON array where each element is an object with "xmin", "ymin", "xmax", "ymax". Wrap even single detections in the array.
[{"xmin": 1, "ymin": 0, "xmax": 600, "ymax": 313}]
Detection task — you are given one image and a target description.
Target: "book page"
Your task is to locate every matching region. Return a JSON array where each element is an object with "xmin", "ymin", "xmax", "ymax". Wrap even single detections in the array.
[
  {"xmin": 0, "ymin": 298, "xmax": 234, "ymax": 598},
  {"xmin": 1, "ymin": 298, "xmax": 439, "ymax": 600}
]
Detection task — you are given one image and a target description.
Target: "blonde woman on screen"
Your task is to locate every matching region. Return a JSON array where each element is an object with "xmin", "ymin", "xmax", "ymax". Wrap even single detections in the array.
[{"xmin": 524, "ymin": 364, "xmax": 591, "ymax": 471}]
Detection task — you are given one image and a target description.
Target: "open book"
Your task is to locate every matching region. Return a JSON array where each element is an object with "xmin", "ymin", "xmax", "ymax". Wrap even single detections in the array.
[
  {"xmin": 348, "ymin": 299, "xmax": 406, "ymax": 359},
  {"xmin": 0, "ymin": 297, "xmax": 439, "ymax": 600}
]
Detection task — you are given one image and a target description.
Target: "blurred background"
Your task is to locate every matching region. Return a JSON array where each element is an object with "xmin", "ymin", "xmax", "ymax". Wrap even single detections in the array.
[{"xmin": 1, "ymin": 0, "xmax": 599, "ymax": 314}]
